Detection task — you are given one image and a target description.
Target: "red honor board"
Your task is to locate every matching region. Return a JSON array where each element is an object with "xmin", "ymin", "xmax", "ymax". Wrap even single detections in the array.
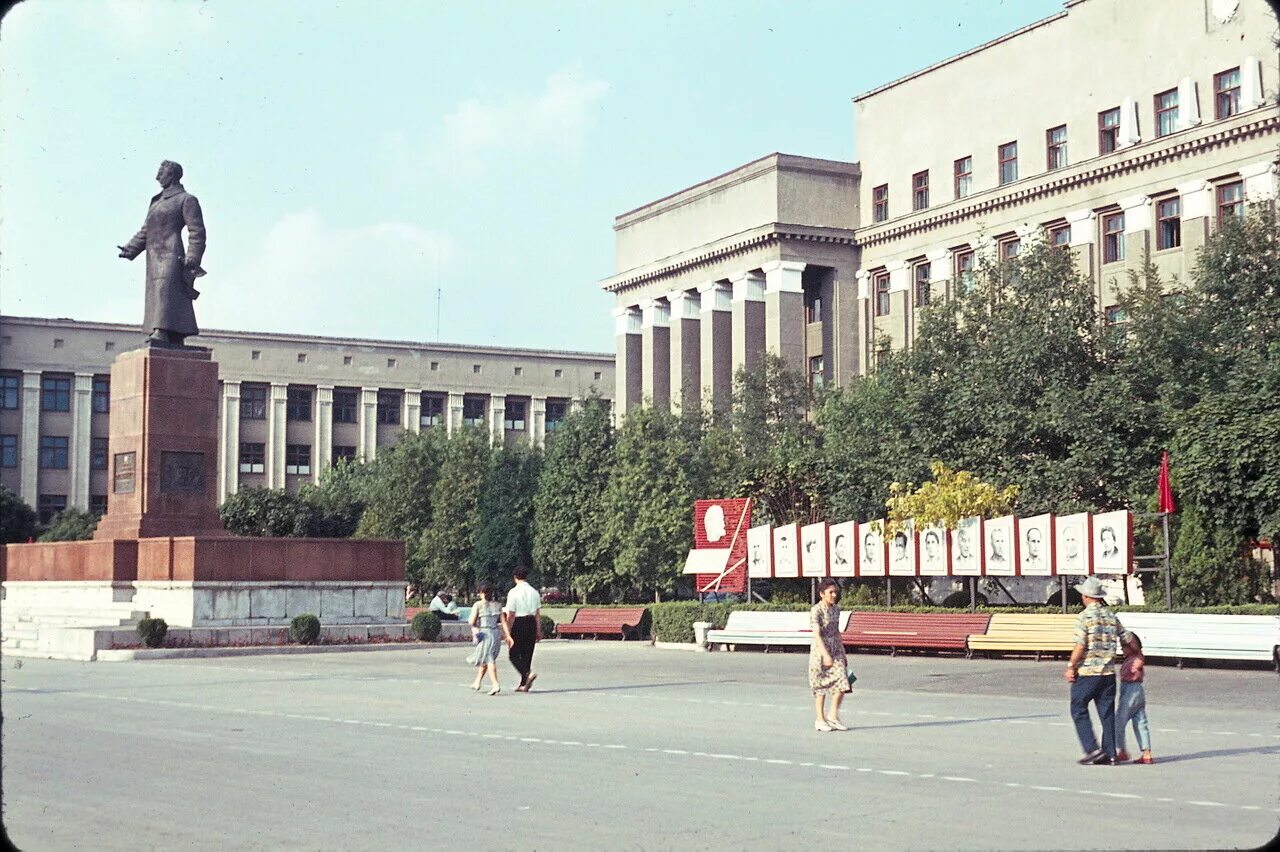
[{"xmin": 693, "ymin": 498, "xmax": 751, "ymax": 594}]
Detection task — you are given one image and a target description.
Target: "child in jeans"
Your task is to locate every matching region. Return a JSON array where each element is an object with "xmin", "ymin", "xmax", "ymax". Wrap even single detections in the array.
[{"xmin": 1116, "ymin": 634, "xmax": 1154, "ymax": 764}]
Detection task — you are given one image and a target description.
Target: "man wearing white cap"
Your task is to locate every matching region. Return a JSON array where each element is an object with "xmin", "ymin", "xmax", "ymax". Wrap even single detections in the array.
[{"xmin": 1064, "ymin": 576, "xmax": 1137, "ymax": 765}]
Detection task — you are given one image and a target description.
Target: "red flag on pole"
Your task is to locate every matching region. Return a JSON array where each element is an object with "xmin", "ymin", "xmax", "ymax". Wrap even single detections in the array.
[{"xmin": 1157, "ymin": 451, "xmax": 1176, "ymax": 514}]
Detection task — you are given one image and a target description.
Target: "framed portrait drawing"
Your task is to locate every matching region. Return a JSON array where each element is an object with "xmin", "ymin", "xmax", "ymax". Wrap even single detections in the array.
[
  {"xmin": 918, "ymin": 523, "xmax": 949, "ymax": 576},
  {"xmin": 857, "ymin": 520, "xmax": 886, "ymax": 577},
  {"xmin": 984, "ymin": 515, "xmax": 1016, "ymax": 576},
  {"xmin": 1018, "ymin": 513, "xmax": 1054, "ymax": 576},
  {"xmin": 1091, "ymin": 510, "xmax": 1132, "ymax": 574},
  {"xmin": 888, "ymin": 518, "xmax": 917, "ymax": 576},
  {"xmin": 827, "ymin": 521, "xmax": 857, "ymax": 578},
  {"xmin": 1054, "ymin": 513, "xmax": 1090, "ymax": 575},
  {"xmin": 747, "ymin": 524, "xmax": 773, "ymax": 578},
  {"xmin": 772, "ymin": 522, "xmax": 800, "ymax": 578},
  {"xmin": 951, "ymin": 516, "xmax": 983, "ymax": 576},
  {"xmin": 801, "ymin": 522, "xmax": 828, "ymax": 577}
]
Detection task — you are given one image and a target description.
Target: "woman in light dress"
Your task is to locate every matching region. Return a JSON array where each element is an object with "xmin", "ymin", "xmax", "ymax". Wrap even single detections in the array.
[
  {"xmin": 809, "ymin": 579, "xmax": 851, "ymax": 732},
  {"xmin": 467, "ymin": 582, "xmax": 513, "ymax": 695}
]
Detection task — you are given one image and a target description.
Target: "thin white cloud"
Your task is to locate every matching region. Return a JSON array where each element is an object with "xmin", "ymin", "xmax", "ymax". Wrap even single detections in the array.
[
  {"xmin": 206, "ymin": 210, "xmax": 455, "ymax": 340},
  {"xmin": 422, "ymin": 64, "xmax": 610, "ymax": 177}
]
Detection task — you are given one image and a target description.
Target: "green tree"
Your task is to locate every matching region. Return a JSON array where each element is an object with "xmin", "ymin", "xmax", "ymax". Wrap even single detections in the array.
[
  {"xmin": 297, "ymin": 458, "xmax": 367, "ymax": 538},
  {"xmin": 37, "ymin": 507, "xmax": 100, "ymax": 542},
  {"xmin": 532, "ymin": 397, "xmax": 615, "ymax": 600},
  {"xmin": 420, "ymin": 428, "xmax": 490, "ymax": 595},
  {"xmin": 883, "ymin": 461, "xmax": 1019, "ymax": 532},
  {"xmin": 0, "ymin": 487, "xmax": 38, "ymax": 544},
  {"xmin": 219, "ymin": 488, "xmax": 311, "ymax": 537},
  {"xmin": 471, "ymin": 444, "xmax": 542, "ymax": 586},
  {"xmin": 1171, "ymin": 503, "xmax": 1270, "ymax": 606}
]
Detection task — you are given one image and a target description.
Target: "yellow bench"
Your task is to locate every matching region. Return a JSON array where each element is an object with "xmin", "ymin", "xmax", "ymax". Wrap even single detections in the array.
[{"xmin": 967, "ymin": 614, "xmax": 1078, "ymax": 660}]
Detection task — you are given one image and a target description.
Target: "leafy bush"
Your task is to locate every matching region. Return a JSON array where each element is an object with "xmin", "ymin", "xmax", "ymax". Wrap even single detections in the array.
[
  {"xmin": 38, "ymin": 507, "xmax": 100, "ymax": 542},
  {"xmin": 539, "ymin": 614, "xmax": 557, "ymax": 640},
  {"xmin": 411, "ymin": 611, "xmax": 442, "ymax": 641},
  {"xmin": 290, "ymin": 613, "xmax": 321, "ymax": 645},
  {"xmin": 136, "ymin": 617, "xmax": 168, "ymax": 648},
  {"xmin": 0, "ymin": 487, "xmax": 39, "ymax": 544},
  {"xmin": 941, "ymin": 590, "xmax": 989, "ymax": 608}
]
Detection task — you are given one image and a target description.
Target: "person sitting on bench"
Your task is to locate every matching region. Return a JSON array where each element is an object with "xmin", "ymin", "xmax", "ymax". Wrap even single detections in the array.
[{"xmin": 429, "ymin": 591, "xmax": 460, "ymax": 621}]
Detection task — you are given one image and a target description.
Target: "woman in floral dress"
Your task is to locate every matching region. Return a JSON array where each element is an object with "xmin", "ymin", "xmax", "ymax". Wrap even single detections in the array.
[{"xmin": 809, "ymin": 579, "xmax": 851, "ymax": 732}]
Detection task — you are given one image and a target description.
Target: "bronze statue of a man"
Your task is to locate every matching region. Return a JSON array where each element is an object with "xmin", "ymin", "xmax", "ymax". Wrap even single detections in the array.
[{"xmin": 117, "ymin": 160, "xmax": 207, "ymax": 347}]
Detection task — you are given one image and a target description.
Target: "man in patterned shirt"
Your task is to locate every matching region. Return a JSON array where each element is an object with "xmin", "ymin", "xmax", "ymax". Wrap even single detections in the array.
[{"xmin": 1064, "ymin": 576, "xmax": 1138, "ymax": 765}]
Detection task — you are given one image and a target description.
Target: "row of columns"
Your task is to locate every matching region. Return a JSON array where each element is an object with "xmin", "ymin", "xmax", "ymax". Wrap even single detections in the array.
[{"xmin": 616, "ymin": 260, "xmax": 809, "ymax": 416}]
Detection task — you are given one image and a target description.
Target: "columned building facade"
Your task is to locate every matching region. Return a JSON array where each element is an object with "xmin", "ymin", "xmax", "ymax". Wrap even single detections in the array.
[
  {"xmin": 0, "ymin": 316, "xmax": 613, "ymax": 521},
  {"xmin": 603, "ymin": 0, "xmax": 1278, "ymax": 409}
]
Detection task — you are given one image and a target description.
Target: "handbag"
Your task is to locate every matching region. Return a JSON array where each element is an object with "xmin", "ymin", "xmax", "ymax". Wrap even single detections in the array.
[{"xmin": 845, "ymin": 668, "xmax": 857, "ymax": 688}]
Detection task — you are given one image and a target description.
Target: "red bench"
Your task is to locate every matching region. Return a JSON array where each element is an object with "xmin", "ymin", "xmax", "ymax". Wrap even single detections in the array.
[
  {"xmin": 556, "ymin": 607, "xmax": 648, "ymax": 640},
  {"xmin": 841, "ymin": 612, "xmax": 992, "ymax": 657}
]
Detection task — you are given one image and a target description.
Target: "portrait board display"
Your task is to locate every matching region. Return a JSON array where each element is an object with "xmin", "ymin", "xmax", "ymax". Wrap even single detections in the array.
[
  {"xmin": 918, "ymin": 523, "xmax": 950, "ymax": 576},
  {"xmin": 772, "ymin": 522, "xmax": 801, "ymax": 578},
  {"xmin": 827, "ymin": 521, "xmax": 857, "ymax": 578},
  {"xmin": 747, "ymin": 524, "xmax": 773, "ymax": 578},
  {"xmin": 888, "ymin": 519, "xmax": 917, "ymax": 576},
  {"xmin": 858, "ymin": 520, "xmax": 886, "ymax": 577},
  {"xmin": 691, "ymin": 498, "xmax": 751, "ymax": 594},
  {"xmin": 1054, "ymin": 513, "xmax": 1090, "ymax": 575},
  {"xmin": 984, "ymin": 515, "xmax": 1017, "ymax": 576},
  {"xmin": 1091, "ymin": 509, "xmax": 1132, "ymax": 574},
  {"xmin": 1018, "ymin": 513, "xmax": 1054, "ymax": 576},
  {"xmin": 800, "ymin": 522, "xmax": 829, "ymax": 577},
  {"xmin": 951, "ymin": 516, "xmax": 983, "ymax": 576}
]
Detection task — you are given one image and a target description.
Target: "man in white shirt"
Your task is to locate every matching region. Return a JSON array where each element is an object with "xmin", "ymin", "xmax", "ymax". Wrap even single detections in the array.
[
  {"xmin": 428, "ymin": 591, "xmax": 459, "ymax": 621},
  {"xmin": 502, "ymin": 566, "xmax": 542, "ymax": 692}
]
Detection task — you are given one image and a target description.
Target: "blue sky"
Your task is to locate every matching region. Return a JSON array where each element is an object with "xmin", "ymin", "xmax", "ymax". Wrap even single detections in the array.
[{"xmin": 0, "ymin": 0, "xmax": 1061, "ymax": 353}]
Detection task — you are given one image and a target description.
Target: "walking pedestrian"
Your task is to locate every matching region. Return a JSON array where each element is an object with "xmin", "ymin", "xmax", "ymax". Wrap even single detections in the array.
[
  {"xmin": 503, "ymin": 566, "xmax": 542, "ymax": 692},
  {"xmin": 1116, "ymin": 634, "xmax": 1154, "ymax": 764},
  {"xmin": 467, "ymin": 582, "xmax": 512, "ymax": 696},
  {"xmin": 1064, "ymin": 576, "xmax": 1138, "ymax": 765},
  {"xmin": 809, "ymin": 579, "xmax": 851, "ymax": 732}
]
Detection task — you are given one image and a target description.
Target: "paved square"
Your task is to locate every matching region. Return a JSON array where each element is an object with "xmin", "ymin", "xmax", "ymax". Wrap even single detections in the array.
[{"xmin": 4, "ymin": 643, "xmax": 1278, "ymax": 850}]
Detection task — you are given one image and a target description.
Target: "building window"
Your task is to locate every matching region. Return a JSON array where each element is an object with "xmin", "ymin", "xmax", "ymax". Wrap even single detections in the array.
[
  {"xmin": 53, "ymin": 338, "xmax": 64, "ymax": 349},
  {"xmin": 343, "ymin": 355, "xmax": 353, "ymax": 366},
  {"xmin": 285, "ymin": 444, "xmax": 311, "ymax": 476},
  {"xmin": 912, "ymin": 170, "xmax": 929, "ymax": 211},
  {"xmin": 91, "ymin": 437, "xmax": 109, "ymax": 471},
  {"xmin": 872, "ymin": 184, "xmax": 888, "ymax": 223},
  {"xmin": 92, "ymin": 377, "xmax": 110, "ymax": 414},
  {"xmin": 89, "ymin": 494, "xmax": 108, "ymax": 516},
  {"xmin": 808, "ymin": 355, "xmax": 824, "ymax": 389},
  {"xmin": 240, "ymin": 384, "xmax": 268, "ymax": 420},
  {"xmin": 1104, "ymin": 305, "xmax": 1128, "ymax": 325},
  {"xmin": 873, "ymin": 271, "xmax": 891, "ymax": 317},
  {"xmin": 462, "ymin": 396, "xmax": 486, "ymax": 427},
  {"xmin": 297, "ymin": 353, "xmax": 307, "ymax": 364},
  {"xmin": 804, "ymin": 289, "xmax": 822, "ymax": 324},
  {"xmin": 104, "ymin": 341, "xmax": 115, "ymax": 352},
  {"xmin": 333, "ymin": 388, "xmax": 358, "ymax": 424},
  {"xmin": 514, "ymin": 366, "xmax": 523, "ymax": 377},
  {"xmin": 1214, "ymin": 67, "xmax": 1241, "ymax": 120},
  {"xmin": 997, "ymin": 141, "xmax": 1018, "ymax": 185},
  {"xmin": 1046, "ymin": 125, "xmax": 1068, "ymax": 170},
  {"xmin": 39, "ymin": 435, "xmax": 69, "ymax": 469},
  {"xmin": 999, "ymin": 238, "xmax": 1021, "ymax": 262},
  {"xmin": 386, "ymin": 358, "xmax": 397, "ymax": 369},
  {"xmin": 593, "ymin": 371, "xmax": 602, "ymax": 381},
  {"xmin": 0, "ymin": 434, "xmax": 17, "ymax": 468},
  {"xmin": 954, "ymin": 249, "xmax": 976, "ymax": 293},
  {"xmin": 1217, "ymin": 181, "xmax": 1244, "ymax": 225},
  {"xmin": 1156, "ymin": 197, "xmax": 1181, "ymax": 250},
  {"xmin": 0, "ymin": 373, "xmax": 18, "ymax": 410},
  {"xmin": 504, "ymin": 400, "xmax": 526, "ymax": 431},
  {"xmin": 913, "ymin": 262, "xmax": 931, "ymax": 307},
  {"xmin": 1098, "ymin": 107, "xmax": 1120, "ymax": 154},
  {"xmin": 1102, "ymin": 212, "xmax": 1126, "ymax": 263},
  {"xmin": 874, "ymin": 349, "xmax": 891, "ymax": 372},
  {"xmin": 953, "ymin": 156, "xmax": 973, "ymax": 199},
  {"xmin": 376, "ymin": 390, "xmax": 401, "ymax": 425},
  {"xmin": 1154, "ymin": 88, "xmax": 1178, "ymax": 137},
  {"xmin": 238, "ymin": 442, "xmax": 265, "ymax": 474},
  {"xmin": 553, "ymin": 368, "xmax": 563, "ymax": 378},
  {"xmin": 333, "ymin": 445, "xmax": 357, "ymax": 464},
  {"xmin": 420, "ymin": 394, "xmax": 445, "ymax": 428},
  {"xmin": 37, "ymin": 494, "xmax": 67, "ymax": 525},
  {"xmin": 545, "ymin": 400, "xmax": 568, "ymax": 433},
  {"xmin": 286, "ymin": 386, "xmax": 312, "ymax": 422},
  {"xmin": 430, "ymin": 361, "xmax": 440, "ymax": 372},
  {"xmin": 250, "ymin": 350, "xmax": 261, "ymax": 361},
  {"xmin": 41, "ymin": 375, "xmax": 71, "ymax": 412},
  {"xmin": 1048, "ymin": 223, "xmax": 1071, "ymax": 248},
  {"xmin": 472, "ymin": 364, "xmax": 482, "ymax": 374}
]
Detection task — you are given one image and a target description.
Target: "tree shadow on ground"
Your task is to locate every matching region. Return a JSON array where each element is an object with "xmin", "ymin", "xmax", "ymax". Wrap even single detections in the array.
[
  {"xmin": 851, "ymin": 713, "xmax": 1058, "ymax": 732},
  {"xmin": 1140, "ymin": 745, "xmax": 1280, "ymax": 764}
]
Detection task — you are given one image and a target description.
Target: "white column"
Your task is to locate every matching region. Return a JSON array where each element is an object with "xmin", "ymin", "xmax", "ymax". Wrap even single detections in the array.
[
  {"xmin": 667, "ymin": 289, "xmax": 701, "ymax": 415},
  {"xmin": 19, "ymin": 370, "xmax": 40, "ymax": 505},
  {"xmin": 1119, "ymin": 96, "xmax": 1140, "ymax": 148},
  {"xmin": 67, "ymin": 373, "xmax": 93, "ymax": 510},
  {"xmin": 314, "ymin": 385, "xmax": 333, "ymax": 481},
  {"xmin": 886, "ymin": 260, "xmax": 909, "ymax": 294},
  {"xmin": 926, "ymin": 249, "xmax": 951, "ymax": 284},
  {"xmin": 446, "ymin": 391, "xmax": 464, "ymax": 436},
  {"xmin": 640, "ymin": 298, "xmax": 671, "ymax": 410},
  {"xmin": 1176, "ymin": 77, "xmax": 1201, "ymax": 130},
  {"xmin": 1120, "ymin": 195, "xmax": 1151, "ymax": 232},
  {"xmin": 1177, "ymin": 180, "xmax": 1214, "ymax": 220},
  {"xmin": 404, "ymin": 388, "xmax": 422, "ymax": 434},
  {"xmin": 730, "ymin": 270, "xmax": 766, "ymax": 378},
  {"xmin": 489, "ymin": 394, "xmax": 506, "ymax": 446},
  {"xmin": 219, "ymin": 381, "xmax": 241, "ymax": 501},
  {"xmin": 531, "ymin": 396, "xmax": 546, "ymax": 449},
  {"xmin": 267, "ymin": 383, "xmax": 288, "ymax": 488},
  {"xmin": 359, "ymin": 387, "xmax": 379, "ymax": 461},
  {"xmin": 1241, "ymin": 56, "xmax": 1264, "ymax": 110},
  {"xmin": 614, "ymin": 305, "xmax": 643, "ymax": 417},
  {"xmin": 1066, "ymin": 209, "xmax": 1097, "ymax": 246},
  {"xmin": 697, "ymin": 280, "xmax": 732, "ymax": 416},
  {"xmin": 763, "ymin": 260, "xmax": 806, "ymax": 370},
  {"xmin": 1241, "ymin": 161, "xmax": 1279, "ymax": 203},
  {"xmin": 855, "ymin": 270, "xmax": 871, "ymax": 300}
]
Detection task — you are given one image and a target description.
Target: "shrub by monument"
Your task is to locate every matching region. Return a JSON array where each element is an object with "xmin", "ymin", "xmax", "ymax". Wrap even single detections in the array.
[
  {"xmin": 0, "ymin": 486, "xmax": 38, "ymax": 544},
  {"xmin": 136, "ymin": 617, "xmax": 168, "ymax": 648},
  {"xmin": 38, "ymin": 507, "xmax": 100, "ymax": 542},
  {"xmin": 411, "ymin": 611, "xmax": 441, "ymax": 641},
  {"xmin": 539, "ymin": 614, "xmax": 557, "ymax": 640},
  {"xmin": 290, "ymin": 613, "xmax": 322, "ymax": 645}
]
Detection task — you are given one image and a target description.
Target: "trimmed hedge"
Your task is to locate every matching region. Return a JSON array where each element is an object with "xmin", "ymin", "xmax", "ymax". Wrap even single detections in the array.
[
  {"xmin": 136, "ymin": 617, "xmax": 168, "ymax": 648},
  {"xmin": 290, "ymin": 613, "xmax": 321, "ymax": 645},
  {"xmin": 411, "ymin": 611, "xmax": 442, "ymax": 641}
]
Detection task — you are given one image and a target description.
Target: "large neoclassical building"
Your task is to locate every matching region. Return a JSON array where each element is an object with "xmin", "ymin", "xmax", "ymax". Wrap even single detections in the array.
[
  {"xmin": 603, "ymin": 0, "xmax": 1278, "ymax": 414},
  {"xmin": 0, "ymin": 315, "xmax": 613, "ymax": 522}
]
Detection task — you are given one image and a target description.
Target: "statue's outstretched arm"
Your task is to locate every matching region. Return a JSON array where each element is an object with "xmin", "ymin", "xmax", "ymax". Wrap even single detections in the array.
[{"xmin": 118, "ymin": 223, "xmax": 146, "ymax": 259}]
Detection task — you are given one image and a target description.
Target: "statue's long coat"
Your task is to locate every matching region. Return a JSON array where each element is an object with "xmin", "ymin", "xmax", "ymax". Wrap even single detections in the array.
[{"xmin": 119, "ymin": 182, "xmax": 206, "ymax": 337}]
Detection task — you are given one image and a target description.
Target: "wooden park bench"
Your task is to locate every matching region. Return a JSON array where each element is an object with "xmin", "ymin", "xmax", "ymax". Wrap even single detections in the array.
[
  {"xmin": 841, "ymin": 612, "xmax": 992, "ymax": 657},
  {"xmin": 707, "ymin": 610, "xmax": 850, "ymax": 651},
  {"xmin": 556, "ymin": 607, "xmax": 648, "ymax": 640},
  {"xmin": 966, "ymin": 613, "xmax": 1078, "ymax": 660},
  {"xmin": 1117, "ymin": 612, "xmax": 1280, "ymax": 669}
]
